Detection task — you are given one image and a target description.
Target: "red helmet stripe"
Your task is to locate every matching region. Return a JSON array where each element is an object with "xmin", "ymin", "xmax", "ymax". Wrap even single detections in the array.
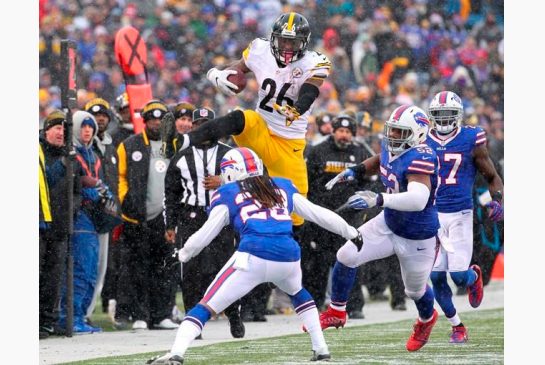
[
  {"xmin": 238, "ymin": 147, "xmax": 258, "ymax": 174},
  {"xmin": 393, "ymin": 105, "xmax": 411, "ymax": 121},
  {"xmin": 439, "ymin": 91, "xmax": 448, "ymax": 104}
]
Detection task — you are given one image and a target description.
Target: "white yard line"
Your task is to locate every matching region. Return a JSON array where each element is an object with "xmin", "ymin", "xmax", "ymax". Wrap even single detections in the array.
[{"xmin": 39, "ymin": 280, "xmax": 504, "ymax": 364}]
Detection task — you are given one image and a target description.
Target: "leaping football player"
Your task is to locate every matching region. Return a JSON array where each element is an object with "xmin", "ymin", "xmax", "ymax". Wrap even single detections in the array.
[
  {"xmin": 321, "ymin": 105, "xmax": 442, "ymax": 352},
  {"xmin": 426, "ymin": 90, "xmax": 504, "ymax": 343},
  {"xmin": 168, "ymin": 12, "xmax": 331, "ymax": 227}
]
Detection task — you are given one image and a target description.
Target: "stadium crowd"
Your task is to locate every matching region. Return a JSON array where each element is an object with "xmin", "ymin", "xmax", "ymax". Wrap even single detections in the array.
[{"xmin": 39, "ymin": 0, "xmax": 504, "ymax": 338}]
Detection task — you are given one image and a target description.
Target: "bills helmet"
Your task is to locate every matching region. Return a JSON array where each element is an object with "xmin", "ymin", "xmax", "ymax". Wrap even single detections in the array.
[
  {"xmin": 428, "ymin": 91, "xmax": 464, "ymax": 134},
  {"xmin": 384, "ymin": 105, "xmax": 430, "ymax": 154},
  {"xmin": 220, "ymin": 147, "xmax": 264, "ymax": 184},
  {"xmin": 270, "ymin": 12, "xmax": 311, "ymax": 66}
]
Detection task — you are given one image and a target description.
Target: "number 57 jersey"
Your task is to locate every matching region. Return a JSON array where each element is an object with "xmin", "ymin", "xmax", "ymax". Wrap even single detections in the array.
[
  {"xmin": 242, "ymin": 38, "xmax": 331, "ymax": 139},
  {"xmin": 426, "ymin": 126, "xmax": 486, "ymax": 213},
  {"xmin": 209, "ymin": 177, "xmax": 301, "ymax": 262}
]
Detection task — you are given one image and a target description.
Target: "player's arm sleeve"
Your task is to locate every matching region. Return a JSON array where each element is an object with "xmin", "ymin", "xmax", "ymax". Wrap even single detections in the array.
[
  {"xmin": 381, "ymin": 180, "xmax": 430, "ymax": 211},
  {"xmin": 180, "ymin": 204, "xmax": 230, "ymax": 258},
  {"xmin": 292, "ymin": 193, "xmax": 359, "ymax": 240}
]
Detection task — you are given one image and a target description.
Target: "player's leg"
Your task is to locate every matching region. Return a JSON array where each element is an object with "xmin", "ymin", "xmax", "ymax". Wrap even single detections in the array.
[
  {"xmin": 432, "ymin": 211, "xmax": 471, "ymax": 343},
  {"xmin": 320, "ymin": 212, "xmax": 395, "ymax": 329},
  {"xmin": 232, "ymin": 111, "xmax": 308, "ymax": 226},
  {"xmin": 396, "ymin": 235, "xmax": 439, "ymax": 351},
  {"xmin": 176, "ymin": 109, "xmax": 246, "ymax": 151},
  {"xmin": 444, "ymin": 210, "xmax": 483, "ymax": 308},
  {"xmin": 160, "ymin": 254, "xmax": 263, "ymax": 363},
  {"xmin": 272, "ymin": 260, "xmax": 330, "ymax": 361}
]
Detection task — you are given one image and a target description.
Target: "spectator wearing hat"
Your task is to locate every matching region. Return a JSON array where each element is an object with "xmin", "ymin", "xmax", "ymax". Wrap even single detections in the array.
[
  {"xmin": 163, "ymin": 106, "xmax": 245, "ymax": 338},
  {"xmin": 111, "ymin": 92, "xmax": 134, "ymax": 148},
  {"xmin": 39, "ymin": 110, "xmax": 74, "ymax": 338},
  {"xmin": 58, "ymin": 111, "xmax": 115, "ymax": 334},
  {"xmin": 115, "ymin": 99, "xmax": 178, "ymax": 330},
  {"xmin": 301, "ymin": 114, "xmax": 370, "ymax": 317},
  {"xmin": 84, "ymin": 97, "xmax": 122, "ymax": 321},
  {"xmin": 310, "ymin": 112, "xmax": 334, "ymax": 147}
]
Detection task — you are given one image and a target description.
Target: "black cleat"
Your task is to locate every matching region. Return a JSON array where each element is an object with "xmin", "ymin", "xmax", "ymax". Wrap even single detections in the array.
[
  {"xmin": 229, "ymin": 314, "xmax": 246, "ymax": 338},
  {"xmin": 146, "ymin": 354, "xmax": 184, "ymax": 364},
  {"xmin": 310, "ymin": 352, "xmax": 331, "ymax": 361}
]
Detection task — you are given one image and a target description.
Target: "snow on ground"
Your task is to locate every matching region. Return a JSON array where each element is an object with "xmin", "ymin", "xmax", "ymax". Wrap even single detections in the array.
[{"xmin": 39, "ymin": 280, "xmax": 504, "ymax": 364}]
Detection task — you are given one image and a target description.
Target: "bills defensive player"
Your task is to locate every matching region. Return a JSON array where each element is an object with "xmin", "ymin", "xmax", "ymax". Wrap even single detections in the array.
[
  {"xmin": 172, "ymin": 12, "xmax": 331, "ymax": 227},
  {"xmin": 147, "ymin": 147, "xmax": 363, "ymax": 365},
  {"xmin": 426, "ymin": 91, "xmax": 504, "ymax": 343},
  {"xmin": 322, "ymin": 105, "xmax": 441, "ymax": 352}
]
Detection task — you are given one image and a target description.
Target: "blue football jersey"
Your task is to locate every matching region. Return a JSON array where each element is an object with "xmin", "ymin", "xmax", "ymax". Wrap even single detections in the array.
[
  {"xmin": 380, "ymin": 140, "xmax": 440, "ymax": 240},
  {"xmin": 426, "ymin": 126, "xmax": 487, "ymax": 213},
  {"xmin": 209, "ymin": 177, "xmax": 300, "ymax": 262}
]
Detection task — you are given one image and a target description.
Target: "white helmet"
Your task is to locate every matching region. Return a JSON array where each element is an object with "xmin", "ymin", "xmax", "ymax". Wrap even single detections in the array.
[
  {"xmin": 428, "ymin": 91, "xmax": 463, "ymax": 134},
  {"xmin": 384, "ymin": 105, "xmax": 430, "ymax": 154},
  {"xmin": 220, "ymin": 147, "xmax": 264, "ymax": 184}
]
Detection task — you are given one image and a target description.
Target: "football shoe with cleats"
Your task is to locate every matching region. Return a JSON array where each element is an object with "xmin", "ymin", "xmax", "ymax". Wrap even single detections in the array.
[
  {"xmin": 467, "ymin": 265, "xmax": 484, "ymax": 308},
  {"xmin": 449, "ymin": 324, "xmax": 469, "ymax": 344},
  {"xmin": 406, "ymin": 309, "xmax": 438, "ymax": 352},
  {"xmin": 146, "ymin": 353, "xmax": 184, "ymax": 365}
]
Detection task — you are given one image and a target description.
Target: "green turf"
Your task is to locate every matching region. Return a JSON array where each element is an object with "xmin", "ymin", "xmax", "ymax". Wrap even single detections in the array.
[{"xmin": 62, "ymin": 308, "xmax": 503, "ymax": 364}]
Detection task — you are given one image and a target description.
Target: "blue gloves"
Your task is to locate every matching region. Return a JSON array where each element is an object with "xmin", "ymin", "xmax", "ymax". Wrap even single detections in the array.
[
  {"xmin": 325, "ymin": 168, "xmax": 356, "ymax": 190},
  {"xmin": 95, "ymin": 180, "xmax": 113, "ymax": 201},
  {"xmin": 82, "ymin": 187, "xmax": 101, "ymax": 202},
  {"xmin": 486, "ymin": 200, "xmax": 503, "ymax": 222}
]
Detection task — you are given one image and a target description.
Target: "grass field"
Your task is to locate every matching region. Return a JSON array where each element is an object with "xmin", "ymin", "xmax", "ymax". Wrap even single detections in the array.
[{"xmin": 63, "ymin": 307, "xmax": 503, "ymax": 365}]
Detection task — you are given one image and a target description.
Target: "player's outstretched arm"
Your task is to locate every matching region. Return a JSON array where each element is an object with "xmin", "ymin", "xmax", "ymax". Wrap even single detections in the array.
[
  {"xmin": 292, "ymin": 193, "xmax": 359, "ymax": 240},
  {"xmin": 473, "ymin": 144, "xmax": 504, "ymax": 221},
  {"xmin": 178, "ymin": 205, "xmax": 230, "ymax": 263},
  {"xmin": 325, "ymin": 155, "xmax": 380, "ymax": 190}
]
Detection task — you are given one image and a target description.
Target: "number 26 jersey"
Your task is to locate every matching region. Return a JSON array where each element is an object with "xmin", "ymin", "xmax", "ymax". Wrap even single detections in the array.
[
  {"xmin": 209, "ymin": 177, "xmax": 300, "ymax": 262},
  {"xmin": 242, "ymin": 38, "xmax": 331, "ymax": 139}
]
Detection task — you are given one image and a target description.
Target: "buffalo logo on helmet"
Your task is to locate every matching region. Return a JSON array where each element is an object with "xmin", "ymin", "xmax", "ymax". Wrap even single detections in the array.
[{"xmin": 413, "ymin": 111, "xmax": 430, "ymax": 127}]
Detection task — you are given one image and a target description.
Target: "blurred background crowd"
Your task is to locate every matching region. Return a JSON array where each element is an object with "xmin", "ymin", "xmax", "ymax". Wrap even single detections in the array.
[
  {"xmin": 39, "ymin": 0, "xmax": 504, "ymax": 335},
  {"xmin": 39, "ymin": 0, "xmax": 504, "ymax": 170}
]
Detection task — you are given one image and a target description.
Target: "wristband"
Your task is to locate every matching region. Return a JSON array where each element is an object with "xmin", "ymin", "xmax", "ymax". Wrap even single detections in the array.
[
  {"xmin": 376, "ymin": 193, "xmax": 384, "ymax": 207},
  {"xmin": 349, "ymin": 164, "xmax": 367, "ymax": 181}
]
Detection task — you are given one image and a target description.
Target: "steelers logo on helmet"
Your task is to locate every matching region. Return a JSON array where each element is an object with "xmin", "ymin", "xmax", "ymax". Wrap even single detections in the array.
[
  {"xmin": 142, "ymin": 100, "xmax": 168, "ymax": 121},
  {"xmin": 270, "ymin": 12, "xmax": 311, "ymax": 65}
]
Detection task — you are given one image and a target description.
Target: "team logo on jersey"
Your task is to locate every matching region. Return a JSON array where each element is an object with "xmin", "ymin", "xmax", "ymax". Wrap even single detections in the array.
[
  {"xmin": 413, "ymin": 111, "xmax": 430, "ymax": 127},
  {"xmin": 132, "ymin": 151, "xmax": 143, "ymax": 161},
  {"xmin": 292, "ymin": 67, "xmax": 303, "ymax": 78}
]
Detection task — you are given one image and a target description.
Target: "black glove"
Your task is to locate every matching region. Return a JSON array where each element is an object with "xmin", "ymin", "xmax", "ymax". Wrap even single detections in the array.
[
  {"xmin": 351, "ymin": 232, "xmax": 364, "ymax": 251},
  {"xmin": 160, "ymin": 111, "xmax": 176, "ymax": 158}
]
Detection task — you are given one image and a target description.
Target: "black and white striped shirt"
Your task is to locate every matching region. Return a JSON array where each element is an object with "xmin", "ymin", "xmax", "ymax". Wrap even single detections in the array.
[{"xmin": 163, "ymin": 142, "xmax": 232, "ymax": 229}]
